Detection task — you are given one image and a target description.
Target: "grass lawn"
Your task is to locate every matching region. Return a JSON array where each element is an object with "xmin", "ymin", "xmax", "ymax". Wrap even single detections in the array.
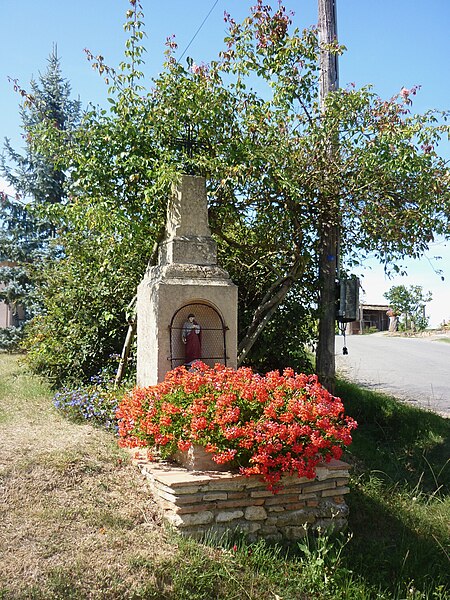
[{"xmin": 0, "ymin": 353, "xmax": 448, "ymax": 599}]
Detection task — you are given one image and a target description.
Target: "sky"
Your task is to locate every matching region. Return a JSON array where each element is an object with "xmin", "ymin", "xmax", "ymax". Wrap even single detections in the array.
[{"xmin": 1, "ymin": 0, "xmax": 449, "ymax": 326}]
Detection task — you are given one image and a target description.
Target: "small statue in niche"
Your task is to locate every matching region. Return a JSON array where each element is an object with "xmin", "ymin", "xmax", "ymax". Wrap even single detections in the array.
[{"xmin": 181, "ymin": 313, "xmax": 202, "ymax": 366}]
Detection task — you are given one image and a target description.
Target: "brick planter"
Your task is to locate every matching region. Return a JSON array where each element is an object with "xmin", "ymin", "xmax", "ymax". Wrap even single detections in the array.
[{"xmin": 130, "ymin": 449, "xmax": 351, "ymax": 542}]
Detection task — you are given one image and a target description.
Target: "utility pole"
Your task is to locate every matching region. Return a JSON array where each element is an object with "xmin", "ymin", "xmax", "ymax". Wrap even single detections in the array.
[{"xmin": 316, "ymin": 0, "xmax": 339, "ymax": 392}]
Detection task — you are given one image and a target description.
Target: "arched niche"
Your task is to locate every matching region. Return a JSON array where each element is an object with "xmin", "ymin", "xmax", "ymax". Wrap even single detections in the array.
[{"xmin": 169, "ymin": 302, "xmax": 228, "ymax": 369}]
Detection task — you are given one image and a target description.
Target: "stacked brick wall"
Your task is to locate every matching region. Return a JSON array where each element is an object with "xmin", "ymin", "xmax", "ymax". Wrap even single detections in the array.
[{"xmin": 130, "ymin": 450, "xmax": 350, "ymax": 542}]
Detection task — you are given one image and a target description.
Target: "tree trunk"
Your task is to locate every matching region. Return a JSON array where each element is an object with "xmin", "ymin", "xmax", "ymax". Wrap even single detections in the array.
[
  {"xmin": 114, "ymin": 294, "xmax": 138, "ymax": 387},
  {"xmin": 316, "ymin": 0, "xmax": 340, "ymax": 392},
  {"xmin": 237, "ymin": 254, "xmax": 306, "ymax": 365},
  {"xmin": 316, "ymin": 216, "xmax": 338, "ymax": 391}
]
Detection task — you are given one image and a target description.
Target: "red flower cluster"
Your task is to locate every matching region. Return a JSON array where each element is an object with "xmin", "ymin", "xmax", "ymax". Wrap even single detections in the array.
[{"xmin": 117, "ymin": 362, "xmax": 357, "ymax": 491}]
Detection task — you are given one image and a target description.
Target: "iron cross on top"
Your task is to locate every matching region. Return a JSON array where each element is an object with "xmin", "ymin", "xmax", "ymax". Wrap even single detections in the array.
[{"xmin": 172, "ymin": 124, "xmax": 207, "ymax": 175}]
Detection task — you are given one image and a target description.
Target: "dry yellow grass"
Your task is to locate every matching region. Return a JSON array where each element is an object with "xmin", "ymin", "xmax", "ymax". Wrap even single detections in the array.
[{"xmin": 0, "ymin": 354, "xmax": 177, "ymax": 599}]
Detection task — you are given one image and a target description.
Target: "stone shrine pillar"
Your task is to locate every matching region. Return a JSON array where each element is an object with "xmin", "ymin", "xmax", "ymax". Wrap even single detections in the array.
[{"xmin": 137, "ymin": 175, "xmax": 238, "ymax": 386}]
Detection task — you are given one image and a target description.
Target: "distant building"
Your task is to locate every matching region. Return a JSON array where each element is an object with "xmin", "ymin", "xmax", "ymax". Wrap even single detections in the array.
[
  {"xmin": 346, "ymin": 304, "xmax": 390, "ymax": 335},
  {"xmin": 0, "ymin": 260, "xmax": 24, "ymax": 329},
  {"xmin": 0, "ymin": 290, "xmax": 15, "ymax": 328}
]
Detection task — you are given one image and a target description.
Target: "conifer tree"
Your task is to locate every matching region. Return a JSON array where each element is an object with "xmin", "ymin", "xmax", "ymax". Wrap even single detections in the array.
[{"xmin": 0, "ymin": 47, "xmax": 81, "ymax": 349}]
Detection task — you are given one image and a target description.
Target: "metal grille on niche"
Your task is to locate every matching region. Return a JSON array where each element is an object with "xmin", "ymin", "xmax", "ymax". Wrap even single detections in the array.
[{"xmin": 169, "ymin": 303, "xmax": 228, "ymax": 369}]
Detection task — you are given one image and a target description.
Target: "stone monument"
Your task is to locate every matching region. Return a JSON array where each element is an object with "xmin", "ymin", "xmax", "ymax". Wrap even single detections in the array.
[{"xmin": 137, "ymin": 175, "xmax": 238, "ymax": 386}]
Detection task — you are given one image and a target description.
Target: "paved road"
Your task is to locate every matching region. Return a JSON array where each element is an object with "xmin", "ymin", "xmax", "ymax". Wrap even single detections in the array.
[{"xmin": 335, "ymin": 333, "xmax": 450, "ymax": 417}]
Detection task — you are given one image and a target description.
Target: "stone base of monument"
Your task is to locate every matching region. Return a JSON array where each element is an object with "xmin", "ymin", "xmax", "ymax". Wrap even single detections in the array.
[{"xmin": 129, "ymin": 449, "xmax": 350, "ymax": 542}]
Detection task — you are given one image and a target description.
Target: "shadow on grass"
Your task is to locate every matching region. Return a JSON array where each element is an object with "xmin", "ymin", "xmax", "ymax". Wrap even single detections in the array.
[
  {"xmin": 337, "ymin": 379, "xmax": 450, "ymax": 495},
  {"xmin": 336, "ymin": 379, "xmax": 450, "ymax": 594},
  {"xmin": 345, "ymin": 486, "xmax": 449, "ymax": 594}
]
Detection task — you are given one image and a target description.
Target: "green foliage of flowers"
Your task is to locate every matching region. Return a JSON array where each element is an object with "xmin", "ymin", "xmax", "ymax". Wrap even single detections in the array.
[{"xmin": 117, "ymin": 362, "xmax": 357, "ymax": 490}]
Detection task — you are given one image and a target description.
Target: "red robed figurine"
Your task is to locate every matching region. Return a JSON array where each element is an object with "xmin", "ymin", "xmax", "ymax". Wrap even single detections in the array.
[{"xmin": 181, "ymin": 313, "xmax": 202, "ymax": 366}]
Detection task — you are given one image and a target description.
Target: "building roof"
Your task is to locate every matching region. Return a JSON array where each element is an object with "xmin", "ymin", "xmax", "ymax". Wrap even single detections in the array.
[{"xmin": 361, "ymin": 304, "xmax": 390, "ymax": 311}]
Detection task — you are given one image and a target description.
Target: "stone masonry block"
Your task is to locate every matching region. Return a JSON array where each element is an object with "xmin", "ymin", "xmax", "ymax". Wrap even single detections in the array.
[
  {"xmin": 155, "ymin": 482, "xmax": 201, "ymax": 495},
  {"xmin": 273, "ymin": 510, "xmax": 315, "ymax": 527},
  {"xmin": 170, "ymin": 503, "xmax": 213, "ymax": 515},
  {"xmin": 227, "ymin": 492, "xmax": 249, "ymax": 500},
  {"xmin": 250, "ymin": 490, "xmax": 276, "ymax": 498},
  {"xmin": 244, "ymin": 506, "xmax": 267, "ymax": 521},
  {"xmin": 315, "ymin": 460, "xmax": 350, "ymax": 481},
  {"xmin": 216, "ymin": 498, "xmax": 265, "ymax": 510},
  {"xmin": 287, "ymin": 502, "xmax": 307, "ymax": 511},
  {"xmin": 201, "ymin": 480, "xmax": 246, "ymax": 492},
  {"xmin": 321, "ymin": 486, "xmax": 350, "ymax": 498},
  {"xmin": 216, "ymin": 510, "xmax": 244, "ymax": 523},
  {"xmin": 315, "ymin": 501, "xmax": 349, "ymax": 519},
  {"xmin": 300, "ymin": 481, "xmax": 336, "ymax": 494},
  {"xmin": 277, "ymin": 484, "xmax": 312, "ymax": 495},
  {"xmin": 131, "ymin": 448, "xmax": 351, "ymax": 542},
  {"xmin": 259, "ymin": 529, "xmax": 283, "ymax": 543},
  {"xmin": 166, "ymin": 511, "xmax": 215, "ymax": 528},
  {"xmin": 156, "ymin": 489, "xmax": 204, "ymax": 505},
  {"xmin": 264, "ymin": 494, "xmax": 300, "ymax": 506},
  {"xmin": 314, "ymin": 467, "xmax": 331, "ymax": 481},
  {"xmin": 296, "ymin": 491, "xmax": 320, "ymax": 500},
  {"xmin": 155, "ymin": 489, "xmax": 178, "ymax": 504},
  {"xmin": 307, "ymin": 500, "xmax": 319, "ymax": 507},
  {"xmin": 265, "ymin": 516, "xmax": 282, "ymax": 527},
  {"xmin": 233, "ymin": 522, "xmax": 262, "ymax": 534},
  {"xmin": 202, "ymin": 492, "xmax": 228, "ymax": 502},
  {"xmin": 258, "ymin": 525, "xmax": 280, "ymax": 536},
  {"xmin": 334, "ymin": 478, "xmax": 350, "ymax": 487},
  {"xmin": 242, "ymin": 479, "xmax": 268, "ymax": 490},
  {"xmin": 280, "ymin": 474, "xmax": 312, "ymax": 486}
]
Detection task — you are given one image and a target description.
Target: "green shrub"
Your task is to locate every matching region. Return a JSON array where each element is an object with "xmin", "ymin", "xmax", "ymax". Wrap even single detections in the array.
[{"xmin": 0, "ymin": 326, "xmax": 24, "ymax": 352}]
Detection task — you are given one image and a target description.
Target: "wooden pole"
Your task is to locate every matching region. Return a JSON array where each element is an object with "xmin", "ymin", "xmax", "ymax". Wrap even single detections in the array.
[
  {"xmin": 114, "ymin": 316, "xmax": 137, "ymax": 387},
  {"xmin": 316, "ymin": 0, "xmax": 339, "ymax": 392}
]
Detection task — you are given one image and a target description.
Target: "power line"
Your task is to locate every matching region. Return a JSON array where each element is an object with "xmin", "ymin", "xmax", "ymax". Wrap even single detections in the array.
[{"xmin": 178, "ymin": 0, "xmax": 221, "ymax": 63}]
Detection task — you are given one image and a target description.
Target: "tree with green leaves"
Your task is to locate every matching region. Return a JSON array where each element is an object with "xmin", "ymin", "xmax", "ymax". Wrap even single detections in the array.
[
  {"xmin": 23, "ymin": 7, "xmax": 167, "ymax": 385},
  {"xmin": 22, "ymin": 1, "xmax": 450, "ymax": 387},
  {"xmin": 0, "ymin": 47, "xmax": 81, "ymax": 350},
  {"xmin": 384, "ymin": 285, "xmax": 432, "ymax": 331}
]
